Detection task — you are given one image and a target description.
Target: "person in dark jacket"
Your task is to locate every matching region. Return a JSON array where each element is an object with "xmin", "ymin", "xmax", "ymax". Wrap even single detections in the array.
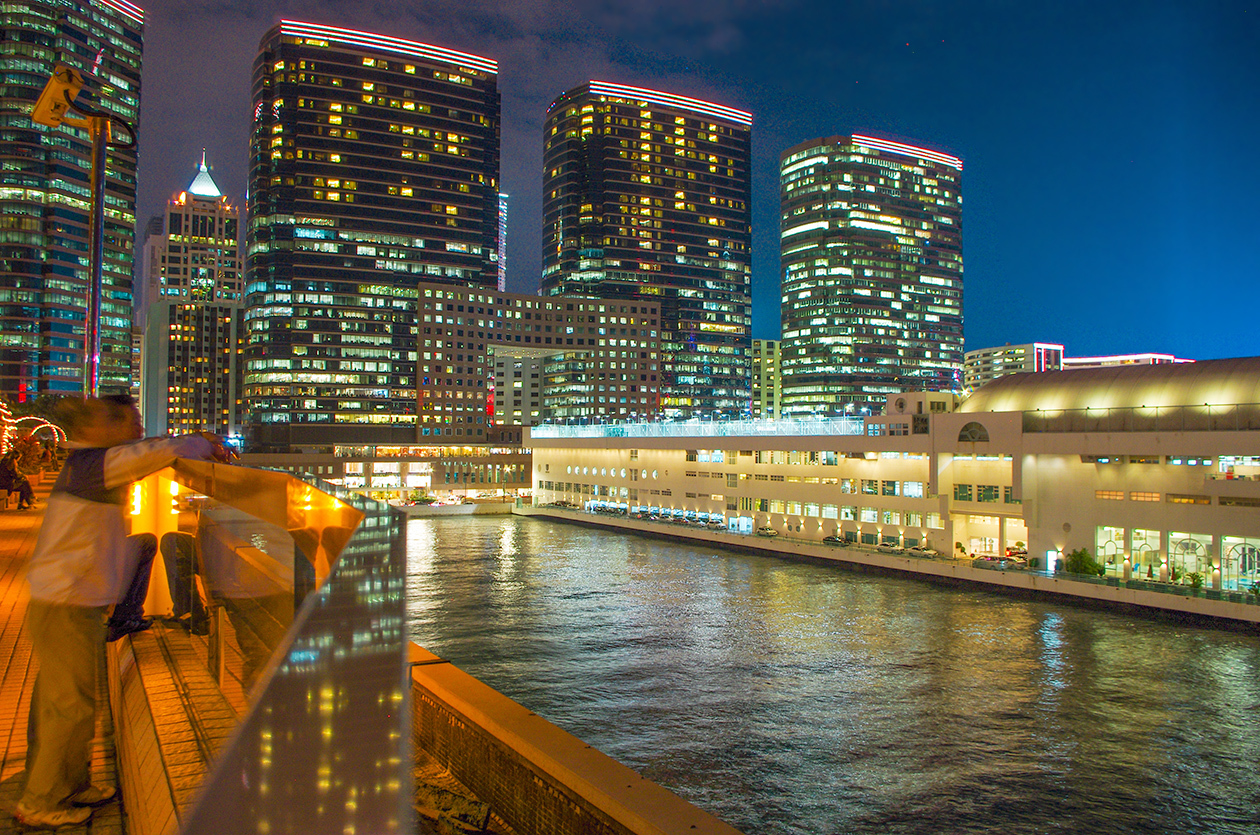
[{"xmin": 0, "ymin": 450, "xmax": 34, "ymax": 509}]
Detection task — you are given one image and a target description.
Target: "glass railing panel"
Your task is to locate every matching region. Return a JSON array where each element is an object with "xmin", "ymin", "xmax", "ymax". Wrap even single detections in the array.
[{"xmin": 127, "ymin": 460, "xmax": 410, "ymax": 835}]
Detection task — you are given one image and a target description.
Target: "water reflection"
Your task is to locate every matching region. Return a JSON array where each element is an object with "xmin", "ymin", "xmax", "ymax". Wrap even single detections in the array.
[{"xmin": 406, "ymin": 517, "xmax": 1260, "ymax": 835}]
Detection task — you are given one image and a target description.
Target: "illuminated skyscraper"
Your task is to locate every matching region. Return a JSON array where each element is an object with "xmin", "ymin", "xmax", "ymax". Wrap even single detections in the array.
[
  {"xmin": 247, "ymin": 21, "xmax": 500, "ymax": 451},
  {"xmin": 542, "ymin": 81, "xmax": 752, "ymax": 417},
  {"xmin": 0, "ymin": 0, "xmax": 144, "ymax": 399},
  {"xmin": 141, "ymin": 155, "xmax": 244, "ymax": 436},
  {"xmin": 780, "ymin": 135, "xmax": 963, "ymax": 415}
]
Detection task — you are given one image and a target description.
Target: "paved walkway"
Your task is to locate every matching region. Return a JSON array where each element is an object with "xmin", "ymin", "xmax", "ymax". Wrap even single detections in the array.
[{"xmin": 0, "ymin": 479, "xmax": 123, "ymax": 835}]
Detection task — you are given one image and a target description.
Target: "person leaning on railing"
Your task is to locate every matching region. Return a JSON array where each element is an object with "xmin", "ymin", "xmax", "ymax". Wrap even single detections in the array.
[{"xmin": 15, "ymin": 397, "xmax": 233, "ymax": 830}]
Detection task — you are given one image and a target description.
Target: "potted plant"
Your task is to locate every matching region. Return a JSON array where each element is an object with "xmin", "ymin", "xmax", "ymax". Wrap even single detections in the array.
[{"xmin": 1186, "ymin": 571, "xmax": 1204, "ymax": 591}]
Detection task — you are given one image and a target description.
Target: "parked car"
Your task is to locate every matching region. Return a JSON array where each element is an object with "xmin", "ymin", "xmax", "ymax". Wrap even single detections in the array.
[
  {"xmin": 755, "ymin": 526, "xmax": 779, "ymax": 537},
  {"xmin": 876, "ymin": 543, "xmax": 905, "ymax": 554},
  {"xmin": 1005, "ymin": 546, "xmax": 1028, "ymax": 558},
  {"xmin": 907, "ymin": 545, "xmax": 940, "ymax": 558},
  {"xmin": 822, "ymin": 535, "xmax": 848, "ymax": 546},
  {"xmin": 706, "ymin": 519, "xmax": 726, "ymax": 529}
]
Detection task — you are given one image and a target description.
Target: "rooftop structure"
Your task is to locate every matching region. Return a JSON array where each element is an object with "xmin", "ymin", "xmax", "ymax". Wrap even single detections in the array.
[{"xmin": 1062, "ymin": 352, "xmax": 1194, "ymax": 370}]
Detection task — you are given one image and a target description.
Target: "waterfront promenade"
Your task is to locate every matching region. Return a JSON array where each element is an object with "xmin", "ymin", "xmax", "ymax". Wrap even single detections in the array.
[{"xmin": 0, "ymin": 480, "xmax": 123, "ymax": 835}]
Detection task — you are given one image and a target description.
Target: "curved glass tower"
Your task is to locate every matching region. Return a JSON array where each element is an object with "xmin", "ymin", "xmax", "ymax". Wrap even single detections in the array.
[
  {"xmin": 780, "ymin": 135, "xmax": 963, "ymax": 415},
  {"xmin": 542, "ymin": 82, "xmax": 752, "ymax": 417}
]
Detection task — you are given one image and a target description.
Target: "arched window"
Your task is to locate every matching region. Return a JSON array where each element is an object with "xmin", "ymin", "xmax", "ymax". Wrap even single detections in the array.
[{"xmin": 957, "ymin": 421, "xmax": 990, "ymax": 443}]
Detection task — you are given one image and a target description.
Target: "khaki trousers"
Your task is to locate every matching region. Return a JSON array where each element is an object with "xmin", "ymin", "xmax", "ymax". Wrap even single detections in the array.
[{"xmin": 21, "ymin": 599, "xmax": 107, "ymax": 811}]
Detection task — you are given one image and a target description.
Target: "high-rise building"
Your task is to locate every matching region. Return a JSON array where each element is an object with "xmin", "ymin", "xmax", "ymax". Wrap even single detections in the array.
[
  {"xmin": 751, "ymin": 338, "xmax": 782, "ymax": 419},
  {"xmin": 246, "ymin": 21, "xmax": 501, "ymax": 452},
  {"xmin": 780, "ymin": 135, "xmax": 963, "ymax": 415},
  {"xmin": 541, "ymin": 81, "xmax": 752, "ymax": 417},
  {"xmin": 140, "ymin": 155, "xmax": 244, "ymax": 436},
  {"xmin": 0, "ymin": 0, "xmax": 144, "ymax": 399},
  {"xmin": 964, "ymin": 342, "xmax": 1063, "ymax": 390}
]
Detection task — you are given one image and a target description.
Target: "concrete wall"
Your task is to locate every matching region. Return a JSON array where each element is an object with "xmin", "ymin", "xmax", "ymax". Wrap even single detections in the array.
[{"xmin": 410, "ymin": 644, "xmax": 745, "ymax": 835}]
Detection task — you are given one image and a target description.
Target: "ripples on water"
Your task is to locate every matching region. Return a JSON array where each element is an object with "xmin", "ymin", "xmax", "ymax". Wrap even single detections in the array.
[{"xmin": 405, "ymin": 516, "xmax": 1260, "ymax": 835}]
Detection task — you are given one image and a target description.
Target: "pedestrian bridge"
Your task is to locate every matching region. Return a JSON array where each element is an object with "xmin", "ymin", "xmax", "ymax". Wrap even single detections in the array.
[{"xmin": 0, "ymin": 463, "xmax": 741, "ymax": 835}]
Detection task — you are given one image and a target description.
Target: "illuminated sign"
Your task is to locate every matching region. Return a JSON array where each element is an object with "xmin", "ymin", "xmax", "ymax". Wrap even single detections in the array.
[
  {"xmin": 851, "ymin": 134, "xmax": 962, "ymax": 171},
  {"xmin": 278, "ymin": 21, "xmax": 497, "ymax": 74},
  {"xmin": 587, "ymin": 81, "xmax": 752, "ymax": 126}
]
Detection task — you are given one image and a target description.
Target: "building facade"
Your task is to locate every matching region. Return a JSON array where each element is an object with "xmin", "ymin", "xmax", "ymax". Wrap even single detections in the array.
[
  {"xmin": 964, "ymin": 342, "xmax": 1063, "ymax": 390},
  {"xmin": 751, "ymin": 338, "xmax": 782, "ymax": 419},
  {"xmin": 780, "ymin": 135, "xmax": 964, "ymax": 416},
  {"xmin": 530, "ymin": 358, "xmax": 1260, "ymax": 589},
  {"xmin": 492, "ymin": 355, "xmax": 541, "ymax": 426},
  {"xmin": 245, "ymin": 21, "xmax": 501, "ymax": 451},
  {"xmin": 541, "ymin": 81, "xmax": 752, "ymax": 417},
  {"xmin": 496, "ymin": 192, "xmax": 508, "ymax": 291},
  {"xmin": 0, "ymin": 0, "xmax": 144, "ymax": 399},
  {"xmin": 416, "ymin": 280, "xmax": 660, "ymax": 437},
  {"xmin": 142, "ymin": 301, "xmax": 244, "ymax": 436}
]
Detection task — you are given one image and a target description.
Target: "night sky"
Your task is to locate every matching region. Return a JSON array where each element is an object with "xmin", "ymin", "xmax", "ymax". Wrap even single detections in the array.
[{"xmin": 136, "ymin": 0, "xmax": 1259, "ymax": 361}]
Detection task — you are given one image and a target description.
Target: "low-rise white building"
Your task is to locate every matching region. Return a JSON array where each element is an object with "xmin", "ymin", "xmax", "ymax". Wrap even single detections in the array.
[{"xmin": 528, "ymin": 358, "xmax": 1260, "ymax": 589}]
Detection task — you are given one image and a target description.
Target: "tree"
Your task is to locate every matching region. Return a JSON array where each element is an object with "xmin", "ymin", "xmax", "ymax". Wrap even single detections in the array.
[{"xmin": 1062, "ymin": 547, "xmax": 1104, "ymax": 577}]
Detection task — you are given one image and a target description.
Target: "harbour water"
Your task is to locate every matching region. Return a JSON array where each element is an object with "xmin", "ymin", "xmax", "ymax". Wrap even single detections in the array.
[{"xmin": 405, "ymin": 516, "xmax": 1260, "ymax": 835}]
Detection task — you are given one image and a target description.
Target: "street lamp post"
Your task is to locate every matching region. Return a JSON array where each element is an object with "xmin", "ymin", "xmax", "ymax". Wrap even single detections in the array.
[{"xmin": 30, "ymin": 60, "xmax": 134, "ymax": 398}]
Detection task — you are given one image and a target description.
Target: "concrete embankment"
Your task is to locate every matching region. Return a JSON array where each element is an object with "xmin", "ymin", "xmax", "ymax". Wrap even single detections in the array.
[{"xmin": 514, "ymin": 507, "xmax": 1260, "ymax": 629}]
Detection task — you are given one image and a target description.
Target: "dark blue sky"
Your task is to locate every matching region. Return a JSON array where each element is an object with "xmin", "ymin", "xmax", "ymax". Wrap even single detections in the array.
[{"xmin": 138, "ymin": 0, "xmax": 1258, "ymax": 360}]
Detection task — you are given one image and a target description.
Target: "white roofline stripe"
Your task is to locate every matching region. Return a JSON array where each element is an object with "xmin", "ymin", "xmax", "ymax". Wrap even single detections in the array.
[
  {"xmin": 279, "ymin": 21, "xmax": 497, "ymax": 74},
  {"xmin": 99, "ymin": 0, "xmax": 144, "ymax": 24},
  {"xmin": 586, "ymin": 81, "xmax": 752, "ymax": 126},
  {"xmin": 852, "ymin": 134, "xmax": 962, "ymax": 171}
]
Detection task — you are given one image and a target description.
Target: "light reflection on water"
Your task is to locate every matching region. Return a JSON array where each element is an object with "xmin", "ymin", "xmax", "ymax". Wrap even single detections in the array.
[{"xmin": 406, "ymin": 517, "xmax": 1260, "ymax": 835}]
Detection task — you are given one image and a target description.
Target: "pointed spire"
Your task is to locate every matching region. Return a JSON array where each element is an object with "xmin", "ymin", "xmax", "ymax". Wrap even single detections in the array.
[{"xmin": 187, "ymin": 149, "xmax": 222, "ymax": 198}]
